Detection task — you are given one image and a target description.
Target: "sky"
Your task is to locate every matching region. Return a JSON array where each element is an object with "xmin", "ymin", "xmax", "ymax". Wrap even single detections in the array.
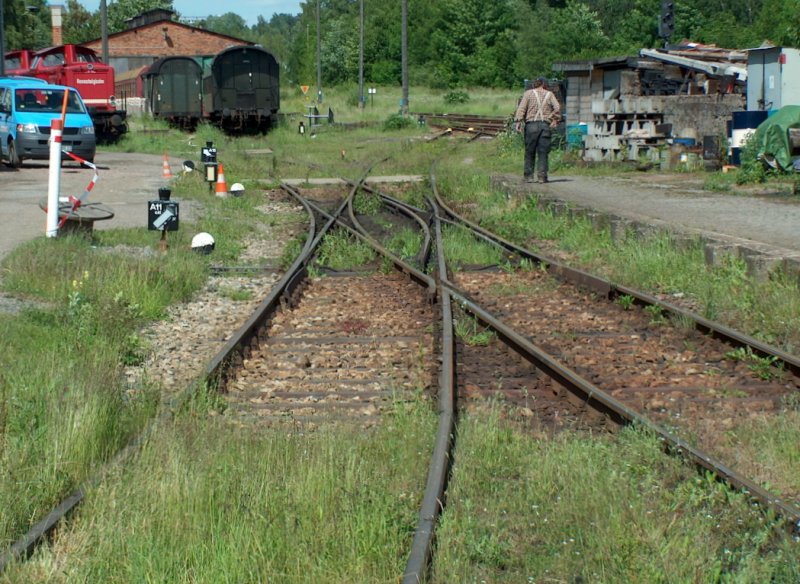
[{"xmin": 63, "ymin": 0, "xmax": 305, "ymax": 27}]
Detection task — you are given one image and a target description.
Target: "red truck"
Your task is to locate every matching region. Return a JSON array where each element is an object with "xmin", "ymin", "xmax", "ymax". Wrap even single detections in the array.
[{"xmin": 4, "ymin": 45, "xmax": 127, "ymax": 141}]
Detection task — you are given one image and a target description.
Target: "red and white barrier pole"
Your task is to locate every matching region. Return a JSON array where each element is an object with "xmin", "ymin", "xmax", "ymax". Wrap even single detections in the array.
[
  {"xmin": 46, "ymin": 118, "xmax": 64, "ymax": 238},
  {"xmin": 58, "ymin": 151, "xmax": 100, "ymax": 228}
]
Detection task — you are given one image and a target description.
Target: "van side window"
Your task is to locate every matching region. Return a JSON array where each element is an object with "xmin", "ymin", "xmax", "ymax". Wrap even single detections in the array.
[{"xmin": 0, "ymin": 89, "xmax": 10, "ymax": 112}]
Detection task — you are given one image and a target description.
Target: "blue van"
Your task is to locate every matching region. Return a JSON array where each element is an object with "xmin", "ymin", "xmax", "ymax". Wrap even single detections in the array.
[{"xmin": 0, "ymin": 77, "xmax": 96, "ymax": 167}]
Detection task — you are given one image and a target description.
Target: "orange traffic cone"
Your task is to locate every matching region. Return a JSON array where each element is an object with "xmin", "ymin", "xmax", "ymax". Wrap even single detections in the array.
[
  {"xmin": 162, "ymin": 153, "xmax": 173, "ymax": 179},
  {"xmin": 215, "ymin": 163, "xmax": 228, "ymax": 197}
]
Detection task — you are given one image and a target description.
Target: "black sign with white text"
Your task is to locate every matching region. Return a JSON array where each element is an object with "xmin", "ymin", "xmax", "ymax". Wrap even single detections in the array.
[{"xmin": 148, "ymin": 200, "xmax": 180, "ymax": 231}]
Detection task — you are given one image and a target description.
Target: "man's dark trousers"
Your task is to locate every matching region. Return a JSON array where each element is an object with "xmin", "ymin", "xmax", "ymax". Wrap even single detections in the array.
[{"xmin": 524, "ymin": 121, "xmax": 551, "ymax": 180}]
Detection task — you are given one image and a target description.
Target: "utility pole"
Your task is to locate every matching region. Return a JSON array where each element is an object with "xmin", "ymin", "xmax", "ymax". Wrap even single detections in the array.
[
  {"xmin": 358, "ymin": 0, "xmax": 364, "ymax": 108},
  {"xmin": 316, "ymin": 0, "xmax": 322, "ymax": 103},
  {"xmin": 401, "ymin": 0, "xmax": 408, "ymax": 115},
  {"xmin": 0, "ymin": 0, "xmax": 6, "ymax": 76},
  {"xmin": 101, "ymin": 0, "xmax": 109, "ymax": 62}
]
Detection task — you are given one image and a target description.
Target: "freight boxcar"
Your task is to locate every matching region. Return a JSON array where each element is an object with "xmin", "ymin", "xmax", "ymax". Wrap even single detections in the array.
[
  {"xmin": 143, "ymin": 56, "xmax": 203, "ymax": 129},
  {"xmin": 203, "ymin": 45, "xmax": 279, "ymax": 133}
]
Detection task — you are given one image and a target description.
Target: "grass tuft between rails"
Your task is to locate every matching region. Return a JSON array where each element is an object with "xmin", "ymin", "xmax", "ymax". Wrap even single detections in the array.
[
  {"xmin": 431, "ymin": 410, "xmax": 800, "ymax": 583},
  {"xmin": 442, "ymin": 224, "xmax": 505, "ymax": 269},
  {"xmin": 386, "ymin": 228, "xmax": 424, "ymax": 263},
  {"xmin": 3, "ymin": 398, "xmax": 437, "ymax": 582},
  {"xmin": 315, "ymin": 230, "xmax": 377, "ymax": 271}
]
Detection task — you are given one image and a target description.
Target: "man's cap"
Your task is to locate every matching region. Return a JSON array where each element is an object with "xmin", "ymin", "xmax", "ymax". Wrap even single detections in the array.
[{"xmin": 536, "ymin": 76, "xmax": 548, "ymax": 84}]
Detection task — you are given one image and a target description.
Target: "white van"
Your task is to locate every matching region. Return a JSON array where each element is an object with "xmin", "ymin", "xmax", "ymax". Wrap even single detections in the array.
[{"xmin": 0, "ymin": 77, "xmax": 96, "ymax": 167}]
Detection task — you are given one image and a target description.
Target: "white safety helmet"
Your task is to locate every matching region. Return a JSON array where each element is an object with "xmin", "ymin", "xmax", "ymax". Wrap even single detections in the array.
[{"xmin": 230, "ymin": 183, "xmax": 245, "ymax": 196}]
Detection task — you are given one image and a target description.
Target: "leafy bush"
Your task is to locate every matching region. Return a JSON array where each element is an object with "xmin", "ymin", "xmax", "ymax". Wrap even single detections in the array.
[
  {"xmin": 735, "ymin": 131, "xmax": 768, "ymax": 184},
  {"xmin": 444, "ymin": 90, "xmax": 470, "ymax": 104},
  {"xmin": 383, "ymin": 113, "xmax": 414, "ymax": 131}
]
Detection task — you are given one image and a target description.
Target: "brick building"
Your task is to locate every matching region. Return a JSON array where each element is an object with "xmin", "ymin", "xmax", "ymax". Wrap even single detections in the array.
[{"xmin": 81, "ymin": 9, "xmax": 252, "ymax": 76}]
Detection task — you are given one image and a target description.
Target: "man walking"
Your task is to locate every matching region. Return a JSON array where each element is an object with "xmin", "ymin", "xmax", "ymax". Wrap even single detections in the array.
[{"xmin": 514, "ymin": 77, "xmax": 561, "ymax": 184}]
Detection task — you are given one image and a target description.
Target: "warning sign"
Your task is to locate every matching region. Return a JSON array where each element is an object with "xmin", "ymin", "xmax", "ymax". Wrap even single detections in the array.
[
  {"xmin": 300, "ymin": 85, "xmax": 310, "ymax": 95},
  {"xmin": 148, "ymin": 200, "xmax": 180, "ymax": 231}
]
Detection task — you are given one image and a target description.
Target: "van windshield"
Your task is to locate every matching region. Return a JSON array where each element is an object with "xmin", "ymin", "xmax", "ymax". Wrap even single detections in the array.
[{"xmin": 15, "ymin": 89, "xmax": 86, "ymax": 114}]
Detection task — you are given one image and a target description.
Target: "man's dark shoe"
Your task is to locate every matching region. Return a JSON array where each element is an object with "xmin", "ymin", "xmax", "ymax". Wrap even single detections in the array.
[
  {"xmin": 524, "ymin": 176, "xmax": 535, "ymax": 184},
  {"xmin": 538, "ymin": 176, "xmax": 548, "ymax": 184}
]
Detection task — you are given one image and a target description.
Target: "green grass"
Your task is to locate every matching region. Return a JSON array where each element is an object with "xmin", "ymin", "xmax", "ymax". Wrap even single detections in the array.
[
  {"xmin": 0, "ymin": 151, "xmax": 302, "ymax": 550},
  {"xmin": 353, "ymin": 187, "xmax": 383, "ymax": 215},
  {"xmin": 442, "ymin": 224, "xmax": 505, "ymax": 268},
  {"xmin": 0, "ymin": 238, "xmax": 174, "ymax": 547},
  {"xmin": 280, "ymin": 84, "xmax": 522, "ymax": 122},
  {"xmin": 278, "ymin": 233, "xmax": 307, "ymax": 270},
  {"xmin": 316, "ymin": 230, "xmax": 377, "ymax": 270},
  {"xmin": 2, "ymin": 235, "xmax": 206, "ymax": 318},
  {"xmin": 385, "ymin": 227, "xmax": 424, "ymax": 261},
  {"xmin": 431, "ymin": 411, "xmax": 800, "ymax": 583},
  {"xmin": 2, "ymin": 398, "xmax": 437, "ymax": 582},
  {"xmin": 454, "ymin": 313, "xmax": 495, "ymax": 347},
  {"xmin": 108, "ymin": 109, "xmax": 449, "ymax": 191}
]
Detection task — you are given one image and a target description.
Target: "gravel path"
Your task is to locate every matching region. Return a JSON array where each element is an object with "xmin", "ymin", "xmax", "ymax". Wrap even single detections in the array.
[{"xmin": 541, "ymin": 174, "xmax": 800, "ymax": 254}]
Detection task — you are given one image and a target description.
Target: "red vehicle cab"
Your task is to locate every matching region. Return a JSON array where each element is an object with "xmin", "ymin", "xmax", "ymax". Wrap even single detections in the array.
[
  {"xmin": 8, "ymin": 45, "xmax": 127, "ymax": 141},
  {"xmin": 3, "ymin": 49, "xmax": 34, "ymax": 74}
]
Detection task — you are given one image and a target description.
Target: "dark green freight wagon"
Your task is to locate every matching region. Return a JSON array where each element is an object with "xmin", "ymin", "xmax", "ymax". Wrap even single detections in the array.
[
  {"xmin": 144, "ymin": 56, "xmax": 204, "ymax": 130},
  {"xmin": 203, "ymin": 45, "xmax": 280, "ymax": 134}
]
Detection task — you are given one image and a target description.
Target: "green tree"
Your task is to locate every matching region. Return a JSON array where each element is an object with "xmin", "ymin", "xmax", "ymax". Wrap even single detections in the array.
[
  {"xmin": 692, "ymin": 10, "xmax": 760, "ymax": 47},
  {"xmin": 363, "ymin": 0, "xmax": 402, "ymax": 85},
  {"xmin": 431, "ymin": 0, "xmax": 520, "ymax": 87},
  {"xmin": 203, "ymin": 13, "xmax": 253, "ymax": 40},
  {"xmin": 3, "ymin": 0, "xmax": 52, "ymax": 50},
  {"xmin": 63, "ymin": 0, "xmax": 101, "ymax": 44},
  {"xmin": 753, "ymin": 0, "xmax": 800, "ymax": 46},
  {"xmin": 252, "ymin": 13, "xmax": 300, "ymax": 71},
  {"xmin": 106, "ymin": 0, "xmax": 174, "ymax": 34},
  {"xmin": 514, "ymin": 0, "xmax": 558, "ymax": 81},
  {"xmin": 550, "ymin": 0, "xmax": 609, "ymax": 58},
  {"xmin": 321, "ymin": 16, "xmax": 359, "ymax": 84}
]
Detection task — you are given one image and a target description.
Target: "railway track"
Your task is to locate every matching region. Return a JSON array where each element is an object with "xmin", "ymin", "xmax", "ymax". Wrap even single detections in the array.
[
  {"xmin": 222, "ymin": 268, "xmax": 436, "ymax": 427},
  {"xmin": 3, "ymin": 155, "xmax": 798, "ymax": 580},
  {"xmin": 413, "ymin": 112, "xmax": 509, "ymax": 136}
]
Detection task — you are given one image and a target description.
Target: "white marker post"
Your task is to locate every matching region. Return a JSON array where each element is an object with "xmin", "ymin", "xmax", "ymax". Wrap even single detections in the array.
[{"xmin": 46, "ymin": 118, "xmax": 64, "ymax": 238}]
